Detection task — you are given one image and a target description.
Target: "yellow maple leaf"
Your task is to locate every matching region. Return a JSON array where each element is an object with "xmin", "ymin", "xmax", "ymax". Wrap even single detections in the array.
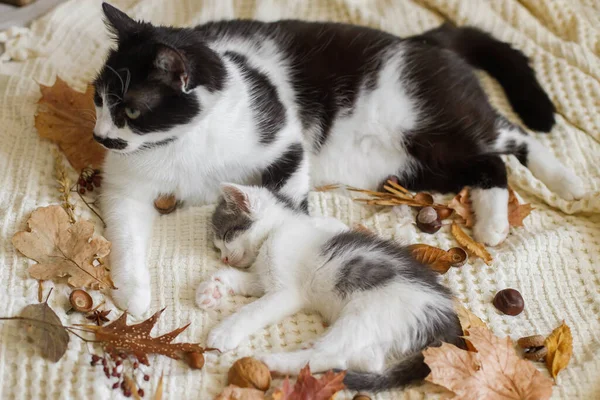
[
  {"xmin": 451, "ymin": 223, "xmax": 493, "ymax": 265},
  {"xmin": 544, "ymin": 321, "xmax": 573, "ymax": 379}
]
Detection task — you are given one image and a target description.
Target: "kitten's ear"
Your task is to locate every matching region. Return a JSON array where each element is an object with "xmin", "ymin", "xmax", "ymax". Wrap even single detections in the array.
[
  {"xmin": 154, "ymin": 45, "xmax": 191, "ymax": 92},
  {"xmin": 102, "ymin": 3, "xmax": 138, "ymax": 40},
  {"xmin": 220, "ymin": 183, "xmax": 251, "ymax": 214}
]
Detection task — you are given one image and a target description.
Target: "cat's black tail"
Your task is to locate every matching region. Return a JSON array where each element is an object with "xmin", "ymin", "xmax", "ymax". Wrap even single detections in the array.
[
  {"xmin": 419, "ymin": 23, "xmax": 556, "ymax": 132},
  {"xmin": 343, "ymin": 352, "xmax": 429, "ymax": 392}
]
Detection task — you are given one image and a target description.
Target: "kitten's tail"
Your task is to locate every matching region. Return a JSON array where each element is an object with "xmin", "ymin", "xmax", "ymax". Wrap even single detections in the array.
[
  {"xmin": 420, "ymin": 23, "xmax": 556, "ymax": 133},
  {"xmin": 342, "ymin": 352, "xmax": 430, "ymax": 392}
]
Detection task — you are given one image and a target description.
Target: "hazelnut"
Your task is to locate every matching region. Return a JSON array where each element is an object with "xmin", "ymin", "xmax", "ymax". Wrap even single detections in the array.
[
  {"xmin": 493, "ymin": 288, "xmax": 524, "ymax": 316},
  {"xmin": 353, "ymin": 395, "xmax": 372, "ymax": 400},
  {"xmin": 436, "ymin": 207, "xmax": 454, "ymax": 220},
  {"xmin": 517, "ymin": 335, "xmax": 547, "ymax": 361},
  {"xmin": 69, "ymin": 289, "xmax": 93, "ymax": 312},
  {"xmin": 154, "ymin": 194, "xmax": 179, "ymax": 215},
  {"xmin": 187, "ymin": 352, "xmax": 205, "ymax": 369},
  {"xmin": 416, "ymin": 207, "xmax": 441, "ymax": 234},
  {"xmin": 228, "ymin": 357, "xmax": 271, "ymax": 391},
  {"xmin": 414, "ymin": 192, "xmax": 434, "ymax": 206}
]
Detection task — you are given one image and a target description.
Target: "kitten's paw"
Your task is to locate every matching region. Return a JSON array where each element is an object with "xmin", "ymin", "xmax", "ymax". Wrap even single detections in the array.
[
  {"xmin": 473, "ymin": 218, "xmax": 509, "ymax": 247},
  {"xmin": 547, "ymin": 170, "xmax": 585, "ymax": 201},
  {"xmin": 207, "ymin": 321, "xmax": 246, "ymax": 352},
  {"xmin": 111, "ymin": 285, "xmax": 151, "ymax": 316},
  {"xmin": 196, "ymin": 279, "xmax": 226, "ymax": 310}
]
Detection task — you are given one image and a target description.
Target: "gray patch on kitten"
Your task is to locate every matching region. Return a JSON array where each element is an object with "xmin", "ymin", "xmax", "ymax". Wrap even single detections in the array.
[{"xmin": 211, "ymin": 198, "xmax": 253, "ymax": 242}]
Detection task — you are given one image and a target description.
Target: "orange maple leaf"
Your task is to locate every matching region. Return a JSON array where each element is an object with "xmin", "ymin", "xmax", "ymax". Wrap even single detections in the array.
[
  {"xmin": 271, "ymin": 364, "xmax": 346, "ymax": 400},
  {"xmin": 35, "ymin": 77, "xmax": 106, "ymax": 170}
]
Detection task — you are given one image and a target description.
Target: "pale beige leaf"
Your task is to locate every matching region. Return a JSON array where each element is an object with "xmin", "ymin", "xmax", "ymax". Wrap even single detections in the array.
[
  {"xmin": 20, "ymin": 302, "xmax": 69, "ymax": 362},
  {"xmin": 424, "ymin": 327, "xmax": 553, "ymax": 400},
  {"xmin": 36, "ymin": 78, "xmax": 106, "ymax": 170},
  {"xmin": 12, "ymin": 205, "xmax": 113, "ymax": 289},
  {"xmin": 507, "ymin": 188, "xmax": 533, "ymax": 227},
  {"xmin": 544, "ymin": 321, "xmax": 573, "ymax": 379},
  {"xmin": 216, "ymin": 385, "xmax": 265, "ymax": 400},
  {"xmin": 448, "ymin": 187, "xmax": 474, "ymax": 227},
  {"xmin": 451, "ymin": 223, "xmax": 492, "ymax": 265},
  {"xmin": 454, "ymin": 303, "xmax": 487, "ymax": 352}
]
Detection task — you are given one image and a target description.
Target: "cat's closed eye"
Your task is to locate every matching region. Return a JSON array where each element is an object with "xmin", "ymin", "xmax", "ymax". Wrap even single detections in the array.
[{"xmin": 125, "ymin": 107, "xmax": 141, "ymax": 119}]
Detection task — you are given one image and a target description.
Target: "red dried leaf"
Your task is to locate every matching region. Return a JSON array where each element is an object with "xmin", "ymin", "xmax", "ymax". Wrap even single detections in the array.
[{"xmin": 271, "ymin": 364, "xmax": 346, "ymax": 400}]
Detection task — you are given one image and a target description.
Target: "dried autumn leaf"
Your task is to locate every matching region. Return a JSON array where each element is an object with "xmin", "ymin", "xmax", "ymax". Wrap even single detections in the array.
[
  {"xmin": 448, "ymin": 187, "xmax": 474, "ymax": 227},
  {"xmin": 216, "ymin": 385, "xmax": 265, "ymax": 400},
  {"xmin": 454, "ymin": 303, "xmax": 487, "ymax": 352},
  {"xmin": 544, "ymin": 321, "xmax": 573, "ymax": 379},
  {"xmin": 423, "ymin": 327, "xmax": 553, "ymax": 400},
  {"xmin": 270, "ymin": 364, "xmax": 346, "ymax": 400},
  {"xmin": 409, "ymin": 244, "xmax": 462, "ymax": 274},
  {"xmin": 12, "ymin": 205, "xmax": 114, "ymax": 289},
  {"xmin": 88, "ymin": 308, "xmax": 211, "ymax": 365},
  {"xmin": 20, "ymin": 301, "xmax": 70, "ymax": 362},
  {"xmin": 154, "ymin": 373, "xmax": 164, "ymax": 400},
  {"xmin": 451, "ymin": 223, "xmax": 492, "ymax": 265},
  {"xmin": 508, "ymin": 188, "xmax": 533, "ymax": 227},
  {"xmin": 36, "ymin": 78, "xmax": 106, "ymax": 170}
]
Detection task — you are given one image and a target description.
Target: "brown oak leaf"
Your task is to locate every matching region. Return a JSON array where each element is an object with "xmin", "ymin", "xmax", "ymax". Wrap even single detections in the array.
[
  {"xmin": 88, "ymin": 308, "xmax": 212, "ymax": 365},
  {"xmin": 423, "ymin": 327, "xmax": 553, "ymax": 400},
  {"xmin": 216, "ymin": 385, "xmax": 265, "ymax": 400},
  {"xmin": 451, "ymin": 223, "xmax": 492, "ymax": 265},
  {"xmin": 409, "ymin": 244, "xmax": 467, "ymax": 274},
  {"xmin": 12, "ymin": 205, "xmax": 114, "ymax": 289},
  {"xmin": 270, "ymin": 364, "xmax": 346, "ymax": 400},
  {"xmin": 544, "ymin": 321, "xmax": 573, "ymax": 379},
  {"xmin": 508, "ymin": 188, "xmax": 534, "ymax": 227},
  {"xmin": 448, "ymin": 187, "xmax": 474, "ymax": 227},
  {"xmin": 36, "ymin": 77, "xmax": 106, "ymax": 170}
]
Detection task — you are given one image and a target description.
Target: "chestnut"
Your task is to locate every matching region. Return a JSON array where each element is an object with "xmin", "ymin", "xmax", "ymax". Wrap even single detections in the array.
[
  {"xmin": 493, "ymin": 288, "xmax": 524, "ymax": 316},
  {"xmin": 416, "ymin": 207, "xmax": 441, "ymax": 234}
]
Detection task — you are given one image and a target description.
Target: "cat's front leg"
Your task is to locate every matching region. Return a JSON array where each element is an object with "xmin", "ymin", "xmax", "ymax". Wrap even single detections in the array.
[
  {"xmin": 207, "ymin": 290, "xmax": 303, "ymax": 351},
  {"xmin": 196, "ymin": 267, "xmax": 264, "ymax": 309},
  {"xmin": 101, "ymin": 182, "xmax": 157, "ymax": 316}
]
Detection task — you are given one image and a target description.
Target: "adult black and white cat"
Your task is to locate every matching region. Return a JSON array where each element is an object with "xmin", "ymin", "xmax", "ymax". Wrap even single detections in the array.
[
  {"xmin": 197, "ymin": 183, "xmax": 466, "ymax": 391},
  {"xmin": 94, "ymin": 3, "xmax": 585, "ymax": 315}
]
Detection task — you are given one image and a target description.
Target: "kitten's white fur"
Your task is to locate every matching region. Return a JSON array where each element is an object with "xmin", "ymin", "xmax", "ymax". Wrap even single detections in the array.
[{"xmin": 197, "ymin": 184, "xmax": 455, "ymax": 375}]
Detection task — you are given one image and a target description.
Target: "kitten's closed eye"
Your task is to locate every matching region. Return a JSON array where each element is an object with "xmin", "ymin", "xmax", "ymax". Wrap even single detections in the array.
[{"xmin": 125, "ymin": 107, "xmax": 141, "ymax": 119}]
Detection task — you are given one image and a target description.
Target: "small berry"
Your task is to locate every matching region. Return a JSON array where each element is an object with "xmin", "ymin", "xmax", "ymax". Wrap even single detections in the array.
[
  {"xmin": 92, "ymin": 175, "xmax": 102, "ymax": 187},
  {"xmin": 87, "ymin": 184, "xmax": 94, "ymax": 192},
  {"xmin": 124, "ymin": 391, "xmax": 132, "ymax": 398},
  {"xmin": 115, "ymin": 360, "xmax": 122, "ymax": 366},
  {"xmin": 102, "ymin": 359, "xmax": 107, "ymax": 367},
  {"xmin": 133, "ymin": 362, "xmax": 139, "ymax": 369},
  {"xmin": 78, "ymin": 177, "xmax": 86, "ymax": 186},
  {"xmin": 138, "ymin": 389, "xmax": 144, "ymax": 397},
  {"xmin": 79, "ymin": 188, "xmax": 86, "ymax": 195},
  {"xmin": 91, "ymin": 354, "xmax": 100, "ymax": 362},
  {"xmin": 143, "ymin": 375, "xmax": 149, "ymax": 381},
  {"xmin": 103, "ymin": 368, "xmax": 110, "ymax": 378},
  {"xmin": 120, "ymin": 353, "xmax": 127, "ymax": 359},
  {"xmin": 112, "ymin": 383, "xmax": 119, "ymax": 390}
]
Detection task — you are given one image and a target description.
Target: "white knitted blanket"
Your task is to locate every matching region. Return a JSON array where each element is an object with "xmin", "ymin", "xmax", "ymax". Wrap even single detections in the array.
[{"xmin": 0, "ymin": 1, "xmax": 599, "ymax": 399}]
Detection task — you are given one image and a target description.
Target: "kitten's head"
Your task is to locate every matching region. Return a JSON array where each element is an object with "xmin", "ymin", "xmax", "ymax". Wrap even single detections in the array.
[
  {"xmin": 92, "ymin": 3, "xmax": 226, "ymax": 154},
  {"xmin": 211, "ymin": 183, "xmax": 294, "ymax": 268}
]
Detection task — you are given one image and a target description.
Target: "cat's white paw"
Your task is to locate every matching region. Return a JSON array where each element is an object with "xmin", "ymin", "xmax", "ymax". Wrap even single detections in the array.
[
  {"xmin": 546, "ymin": 170, "xmax": 585, "ymax": 201},
  {"xmin": 196, "ymin": 279, "xmax": 225, "ymax": 310},
  {"xmin": 473, "ymin": 218, "xmax": 509, "ymax": 247},
  {"xmin": 207, "ymin": 320, "xmax": 247, "ymax": 352},
  {"xmin": 111, "ymin": 285, "xmax": 151, "ymax": 316}
]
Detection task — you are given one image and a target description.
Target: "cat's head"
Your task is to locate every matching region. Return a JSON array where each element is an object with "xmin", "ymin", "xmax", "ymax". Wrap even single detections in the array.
[
  {"xmin": 211, "ymin": 183, "xmax": 295, "ymax": 268},
  {"xmin": 92, "ymin": 3, "xmax": 226, "ymax": 154}
]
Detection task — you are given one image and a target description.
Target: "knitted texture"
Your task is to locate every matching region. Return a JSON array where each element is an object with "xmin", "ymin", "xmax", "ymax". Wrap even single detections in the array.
[{"xmin": 0, "ymin": 0, "xmax": 599, "ymax": 399}]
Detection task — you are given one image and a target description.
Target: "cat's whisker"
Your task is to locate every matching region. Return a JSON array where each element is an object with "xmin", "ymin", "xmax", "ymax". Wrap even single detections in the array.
[{"xmin": 106, "ymin": 65, "xmax": 125, "ymax": 95}]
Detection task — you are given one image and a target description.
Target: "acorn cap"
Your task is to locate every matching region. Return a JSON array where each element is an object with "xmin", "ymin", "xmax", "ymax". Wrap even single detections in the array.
[
  {"xmin": 448, "ymin": 247, "xmax": 468, "ymax": 267},
  {"xmin": 69, "ymin": 289, "xmax": 93, "ymax": 312}
]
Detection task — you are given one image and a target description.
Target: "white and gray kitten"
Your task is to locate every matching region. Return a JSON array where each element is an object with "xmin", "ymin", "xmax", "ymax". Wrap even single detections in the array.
[{"xmin": 197, "ymin": 183, "xmax": 464, "ymax": 391}]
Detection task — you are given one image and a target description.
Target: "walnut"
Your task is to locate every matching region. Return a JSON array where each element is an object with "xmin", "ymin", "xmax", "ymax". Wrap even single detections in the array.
[{"xmin": 228, "ymin": 357, "xmax": 271, "ymax": 391}]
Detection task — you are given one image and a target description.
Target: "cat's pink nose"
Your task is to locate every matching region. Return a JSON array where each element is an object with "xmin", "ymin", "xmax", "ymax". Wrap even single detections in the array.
[{"xmin": 222, "ymin": 257, "xmax": 229, "ymax": 264}]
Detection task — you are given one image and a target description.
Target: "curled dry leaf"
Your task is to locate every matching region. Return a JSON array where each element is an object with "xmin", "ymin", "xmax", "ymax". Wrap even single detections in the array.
[
  {"xmin": 36, "ymin": 78, "xmax": 106, "ymax": 170},
  {"xmin": 86, "ymin": 308, "xmax": 214, "ymax": 366},
  {"xmin": 447, "ymin": 187, "xmax": 474, "ymax": 227},
  {"xmin": 270, "ymin": 364, "xmax": 346, "ymax": 400},
  {"xmin": 12, "ymin": 205, "xmax": 114, "ymax": 289},
  {"xmin": 216, "ymin": 385, "xmax": 265, "ymax": 400},
  {"xmin": 20, "ymin": 301, "xmax": 70, "ymax": 362},
  {"xmin": 409, "ymin": 244, "xmax": 467, "ymax": 274},
  {"xmin": 451, "ymin": 223, "xmax": 492, "ymax": 265},
  {"xmin": 423, "ymin": 327, "xmax": 553, "ymax": 400},
  {"xmin": 508, "ymin": 188, "xmax": 534, "ymax": 227},
  {"xmin": 454, "ymin": 303, "xmax": 487, "ymax": 352},
  {"xmin": 544, "ymin": 321, "xmax": 573, "ymax": 379}
]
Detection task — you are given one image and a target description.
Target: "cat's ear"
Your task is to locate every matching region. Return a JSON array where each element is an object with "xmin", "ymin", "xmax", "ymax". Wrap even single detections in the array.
[
  {"xmin": 220, "ymin": 183, "xmax": 251, "ymax": 214},
  {"xmin": 154, "ymin": 45, "xmax": 191, "ymax": 92},
  {"xmin": 102, "ymin": 3, "xmax": 138, "ymax": 40}
]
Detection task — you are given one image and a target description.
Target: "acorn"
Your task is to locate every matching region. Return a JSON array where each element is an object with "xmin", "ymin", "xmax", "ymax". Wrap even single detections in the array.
[
  {"xmin": 187, "ymin": 352, "xmax": 205, "ymax": 369},
  {"xmin": 447, "ymin": 247, "xmax": 468, "ymax": 267},
  {"xmin": 493, "ymin": 288, "xmax": 524, "ymax": 316},
  {"xmin": 416, "ymin": 207, "xmax": 442, "ymax": 234},
  {"xmin": 69, "ymin": 289, "xmax": 93, "ymax": 313}
]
